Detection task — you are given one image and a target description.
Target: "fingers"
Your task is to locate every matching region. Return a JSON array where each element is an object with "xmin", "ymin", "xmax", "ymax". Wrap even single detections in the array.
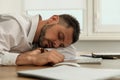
[{"xmin": 30, "ymin": 49, "xmax": 64, "ymax": 65}]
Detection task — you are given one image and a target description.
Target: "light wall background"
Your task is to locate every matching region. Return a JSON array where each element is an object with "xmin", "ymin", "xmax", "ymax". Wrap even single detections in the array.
[
  {"xmin": 73, "ymin": 41, "xmax": 120, "ymax": 53},
  {"xmin": 0, "ymin": 0, "xmax": 23, "ymax": 14},
  {"xmin": 1, "ymin": 0, "xmax": 120, "ymax": 53}
]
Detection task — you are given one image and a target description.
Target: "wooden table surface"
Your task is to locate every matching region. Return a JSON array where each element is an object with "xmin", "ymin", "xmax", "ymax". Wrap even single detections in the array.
[{"xmin": 0, "ymin": 59, "xmax": 120, "ymax": 80}]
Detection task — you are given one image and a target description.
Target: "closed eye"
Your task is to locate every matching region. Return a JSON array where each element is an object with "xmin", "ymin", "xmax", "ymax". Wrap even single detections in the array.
[{"xmin": 58, "ymin": 32, "xmax": 64, "ymax": 41}]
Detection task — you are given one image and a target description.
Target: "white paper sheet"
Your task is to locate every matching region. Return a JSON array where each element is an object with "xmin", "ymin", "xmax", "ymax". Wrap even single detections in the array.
[{"xmin": 18, "ymin": 65, "xmax": 120, "ymax": 80}]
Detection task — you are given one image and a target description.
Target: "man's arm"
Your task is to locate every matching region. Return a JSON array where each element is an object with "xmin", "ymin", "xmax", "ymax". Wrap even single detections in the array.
[{"xmin": 16, "ymin": 48, "xmax": 64, "ymax": 66}]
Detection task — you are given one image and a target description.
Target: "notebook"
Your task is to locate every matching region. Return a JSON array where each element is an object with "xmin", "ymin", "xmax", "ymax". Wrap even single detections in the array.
[
  {"xmin": 65, "ymin": 56, "xmax": 102, "ymax": 64},
  {"xmin": 17, "ymin": 65, "xmax": 120, "ymax": 80},
  {"xmin": 76, "ymin": 57, "xmax": 102, "ymax": 64}
]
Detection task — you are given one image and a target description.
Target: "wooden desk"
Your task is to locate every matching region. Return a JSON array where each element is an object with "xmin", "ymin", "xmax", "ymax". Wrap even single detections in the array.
[
  {"xmin": 0, "ymin": 59, "xmax": 120, "ymax": 80},
  {"xmin": 0, "ymin": 66, "xmax": 50, "ymax": 80}
]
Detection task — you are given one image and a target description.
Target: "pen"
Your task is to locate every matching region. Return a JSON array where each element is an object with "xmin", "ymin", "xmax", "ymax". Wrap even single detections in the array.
[
  {"xmin": 80, "ymin": 54, "xmax": 117, "ymax": 59},
  {"xmin": 38, "ymin": 48, "xmax": 48, "ymax": 53},
  {"xmin": 92, "ymin": 53, "xmax": 117, "ymax": 59}
]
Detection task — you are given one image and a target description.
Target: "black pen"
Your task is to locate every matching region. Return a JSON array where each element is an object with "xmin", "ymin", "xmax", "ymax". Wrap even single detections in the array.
[
  {"xmin": 92, "ymin": 53, "xmax": 117, "ymax": 59},
  {"xmin": 38, "ymin": 48, "xmax": 48, "ymax": 53}
]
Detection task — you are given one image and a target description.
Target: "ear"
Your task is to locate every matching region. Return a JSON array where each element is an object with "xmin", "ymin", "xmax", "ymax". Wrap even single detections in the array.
[{"xmin": 47, "ymin": 15, "xmax": 59, "ymax": 25}]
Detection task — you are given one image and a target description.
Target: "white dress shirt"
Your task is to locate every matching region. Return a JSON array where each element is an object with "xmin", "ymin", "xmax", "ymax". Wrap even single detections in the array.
[{"xmin": 0, "ymin": 14, "xmax": 77, "ymax": 65}]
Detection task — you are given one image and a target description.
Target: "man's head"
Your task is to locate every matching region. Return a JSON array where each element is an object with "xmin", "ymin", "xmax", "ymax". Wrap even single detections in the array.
[{"xmin": 38, "ymin": 14, "xmax": 80, "ymax": 48}]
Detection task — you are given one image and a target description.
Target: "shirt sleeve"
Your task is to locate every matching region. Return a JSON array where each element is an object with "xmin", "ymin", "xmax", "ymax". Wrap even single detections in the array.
[
  {"xmin": 55, "ymin": 45, "xmax": 77, "ymax": 60},
  {"xmin": 0, "ymin": 14, "xmax": 22, "ymax": 65},
  {"xmin": 0, "ymin": 50, "xmax": 19, "ymax": 65}
]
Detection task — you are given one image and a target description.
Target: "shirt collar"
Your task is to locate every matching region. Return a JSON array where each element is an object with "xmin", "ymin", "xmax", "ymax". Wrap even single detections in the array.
[{"xmin": 28, "ymin": 15, "xmax": 42, "ymax": 44}]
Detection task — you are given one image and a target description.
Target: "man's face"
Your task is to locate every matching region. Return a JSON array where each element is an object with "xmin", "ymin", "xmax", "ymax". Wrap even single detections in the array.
[{"xmin": 38, "ymin": 24, "xmax": 73, "ymax": 48}]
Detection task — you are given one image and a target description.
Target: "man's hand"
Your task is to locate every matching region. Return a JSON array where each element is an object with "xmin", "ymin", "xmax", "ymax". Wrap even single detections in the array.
[{"xmin": 16, "ymin": 48, "xmax": 64, "ymax": 66}]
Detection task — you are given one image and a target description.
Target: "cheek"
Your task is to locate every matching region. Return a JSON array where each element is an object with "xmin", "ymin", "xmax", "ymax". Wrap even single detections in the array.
[{"xmin": 45, "ymin": 30, "xmax": 57, "ymax": 40}]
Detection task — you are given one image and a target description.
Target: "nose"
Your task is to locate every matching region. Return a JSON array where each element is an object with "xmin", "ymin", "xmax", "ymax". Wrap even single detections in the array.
[{"xmin": 53, "ymin": 40, "xmax": 62, "ymax": 48}]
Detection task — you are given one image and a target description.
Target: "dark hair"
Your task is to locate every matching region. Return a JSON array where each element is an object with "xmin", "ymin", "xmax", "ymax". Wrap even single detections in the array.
[{"xmin": 58, "ymin": 14, "xmax": 80, "ymax": 44}]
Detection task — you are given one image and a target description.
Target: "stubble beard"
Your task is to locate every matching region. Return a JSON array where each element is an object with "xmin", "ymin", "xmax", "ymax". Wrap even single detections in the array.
[{"xmin": 38, "ymin": 24, "xmax": 54, "ymax": 48}]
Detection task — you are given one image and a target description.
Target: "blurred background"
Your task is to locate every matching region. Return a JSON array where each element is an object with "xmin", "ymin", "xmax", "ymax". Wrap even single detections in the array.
[{"xmin": 1, "ymin": 0, "xmax": 120, "ymax": 53}]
